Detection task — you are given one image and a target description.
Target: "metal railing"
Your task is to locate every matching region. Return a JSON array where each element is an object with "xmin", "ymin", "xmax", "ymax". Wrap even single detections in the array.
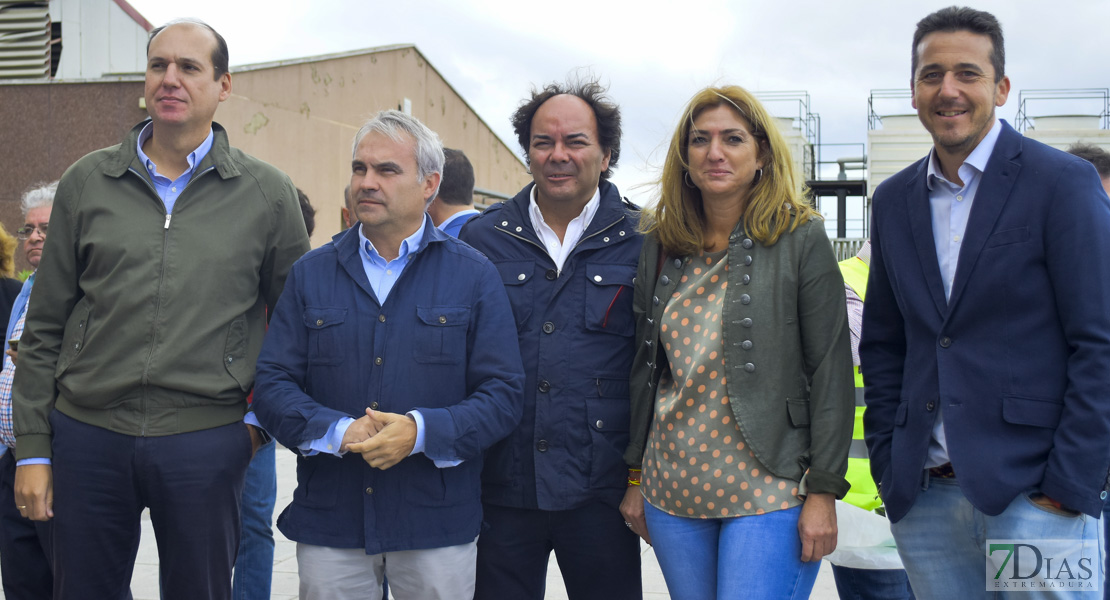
[{"xmin": 1014, "ymin": 89, "xmax": 1110, "ymax": 132}]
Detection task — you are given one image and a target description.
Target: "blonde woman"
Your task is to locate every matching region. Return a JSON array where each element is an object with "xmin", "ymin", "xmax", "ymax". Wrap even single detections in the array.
[{"xmin": 620, "ymin": 86, "xmax": 854, "ymax": 599}]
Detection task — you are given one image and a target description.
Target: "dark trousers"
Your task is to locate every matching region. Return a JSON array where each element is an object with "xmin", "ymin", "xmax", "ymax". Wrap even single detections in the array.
[
  {"xmin": 51, "ymin": 411, "xmax": 252, "ymax": 600},
  {"xmin": 475, "ymin": 501, "xmax": 641, "ymax": 600},
  {"xmin": 831, "ymin": 565, "xmax": 916, "ymax": 600},
  {"xmin": 0, "ymin": 450, "xmax": 53, "ymax": 599}
]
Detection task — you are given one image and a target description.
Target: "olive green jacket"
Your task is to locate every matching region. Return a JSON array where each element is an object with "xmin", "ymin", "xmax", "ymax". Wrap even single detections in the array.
[
  {"xmin": 14, "ymin": 121, "xmax": 310, "ymax": 459},
  {"xmin": 625, "ymin": 218, "xmax": 854, "ymax": 497}
]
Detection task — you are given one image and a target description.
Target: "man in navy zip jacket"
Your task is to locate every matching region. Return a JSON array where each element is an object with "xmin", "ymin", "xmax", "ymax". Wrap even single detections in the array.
[
  {"xmin": 255, "ymin": 110, "xmax": 524, "ymax": 599},
  {"xmin": 461, "ymin": 79, "xmax": 644, "ymax": 600}
]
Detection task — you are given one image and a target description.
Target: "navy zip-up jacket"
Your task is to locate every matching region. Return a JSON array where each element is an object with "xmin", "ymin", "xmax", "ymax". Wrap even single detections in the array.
[
  {"xmin": 460, "ymin": 180, "xmax": 643, "ymax": 510},
  {"xmin": 254, "ymin": 220, "xmax": 524, "ymax": 553}
]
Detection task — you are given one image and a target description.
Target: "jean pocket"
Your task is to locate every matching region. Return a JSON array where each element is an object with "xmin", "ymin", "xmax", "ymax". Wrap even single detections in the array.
[{"xmin": 1023, "ymin": 492, "xmax": 1081, "ymax": 518}]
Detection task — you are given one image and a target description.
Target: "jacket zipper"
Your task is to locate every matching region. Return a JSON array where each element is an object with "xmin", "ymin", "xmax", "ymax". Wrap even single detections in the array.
[{"xmin": 129, "ymin": 165, "xmax": 216, "ymax": 434}]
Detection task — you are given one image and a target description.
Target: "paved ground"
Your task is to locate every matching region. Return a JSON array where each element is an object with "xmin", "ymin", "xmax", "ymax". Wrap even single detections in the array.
[{"xmin": 121, "ymin": 445, "xmax": 840, "ymax": 599}]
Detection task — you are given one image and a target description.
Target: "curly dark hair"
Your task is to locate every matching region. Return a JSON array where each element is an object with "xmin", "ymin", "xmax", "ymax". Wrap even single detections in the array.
[{"xmin": 511, "ymin": 79, "xmax": 621, "ymax": 179}]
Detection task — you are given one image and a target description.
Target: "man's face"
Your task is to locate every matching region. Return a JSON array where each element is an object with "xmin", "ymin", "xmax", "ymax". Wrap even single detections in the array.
[
  {"xmin": 528, "ymin": 94, "xmax": 611, "ymax": 207},
  {"xmin": 144, "ymin": 24, "xmax": 231, "ymax": 131},
  {"xmin": 350, "ymin": 130, "xmax": 439, "ymax": 240},
  {"xmin": 22, "ymin": 206, "xmax": 51, "ymax": 268},
  {"xmin": 912, "ymin": 30, "xmax": 1010, "ymax": 160}
]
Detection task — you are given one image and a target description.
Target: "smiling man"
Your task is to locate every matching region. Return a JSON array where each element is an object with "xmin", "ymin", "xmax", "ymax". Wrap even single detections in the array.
[
  {"xmin": 10, "ymin": 18, "xmax": 309, "ymax": 599},
  {"xmin": 254, "ymin": 110, "xmax": 523, "ymax": 599},
  {"xmin": 860, "ymin": 7, "xmax": 1110, "ymax": 598},
  {"xmin": 460, "ymin": 80, "xmax": 644, "ymax": 600}
]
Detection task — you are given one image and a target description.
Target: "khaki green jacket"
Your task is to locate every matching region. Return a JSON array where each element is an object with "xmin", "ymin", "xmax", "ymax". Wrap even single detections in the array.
[
  {"xmin": 14, "ymin": 121, "xmax": 310, "ymax": 459},
  {"xmin": 625, "ymin": 217, "xmax": 854, "ymax": 497}
]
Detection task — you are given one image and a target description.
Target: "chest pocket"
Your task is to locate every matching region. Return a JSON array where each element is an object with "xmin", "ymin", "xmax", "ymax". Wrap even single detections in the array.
[
  {"xmin": 495, "ymin": 260, "xmax": 535, "ymax": 331},
  {"xmin": 304, "ymin": 307, "xmax": 347, "ymax": 365},
  {"xmin": 584, "ymin": 263, "xmax": 635, "ymax": 337},
  {"xmin": 414, "ymin": 306, "xmax": 470, "ymax": 364}
]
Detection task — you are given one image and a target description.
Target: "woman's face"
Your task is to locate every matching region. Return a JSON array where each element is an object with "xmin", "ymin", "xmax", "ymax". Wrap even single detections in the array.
[{"xmin": 686, "ymin": 104, "xmax": 764, "ymax": 206}]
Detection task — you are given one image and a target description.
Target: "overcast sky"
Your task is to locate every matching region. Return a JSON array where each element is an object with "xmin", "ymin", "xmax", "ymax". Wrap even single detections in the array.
[{"xmin": 128, "ymin": 0, "xmax": 1110, "ymax": 208}]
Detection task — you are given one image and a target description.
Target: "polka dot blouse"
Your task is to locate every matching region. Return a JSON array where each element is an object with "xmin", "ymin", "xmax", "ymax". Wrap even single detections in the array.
[{"xmin": 642, "ymin": 250, "xmax": 802, "ymax": 518}]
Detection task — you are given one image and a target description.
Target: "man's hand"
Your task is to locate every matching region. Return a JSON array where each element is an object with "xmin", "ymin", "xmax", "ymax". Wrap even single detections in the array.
[
  {"xmin": 798, "ymin": 492, "xmax": 837, "ymax": 562},
  {"xmin": 14, "ymin": 464, "xmax": 52, "ymax": 521},
  {"xmin": 246, "ymin": 423, "xmax": 263, "ymax": 458},
  {"xmin": 345, "ymin": 410, "xmax": 417, "ymax": 470},
  {"xmin": 341, "ymin": 412, "xmax": 383, "ymax": 453},
  {"xmin": 619, "ymin": 485, "xmax": 651, "ymax": 544},
  {"xmin": 5, "ymin": 348, "xmax": 16, "ymax": 365},
  {"xmin": 1029, "ymin": 492, "xmax": 1081, "ymax": 516}
]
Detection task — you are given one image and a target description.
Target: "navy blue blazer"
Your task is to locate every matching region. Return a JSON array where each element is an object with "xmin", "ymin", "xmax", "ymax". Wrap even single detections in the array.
[{"xmin": 860, "ymin": 121, "xmax": 1110, "ymax": 520}]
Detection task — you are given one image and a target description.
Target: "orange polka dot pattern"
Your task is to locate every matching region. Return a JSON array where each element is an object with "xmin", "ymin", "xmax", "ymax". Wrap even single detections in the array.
[{"xmin": 642, "ymin": 250, "xmax": 802, "ymax": 519}]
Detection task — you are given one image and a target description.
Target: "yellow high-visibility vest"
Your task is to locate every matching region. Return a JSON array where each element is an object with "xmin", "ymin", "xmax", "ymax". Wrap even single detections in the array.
[{"xmin": 839, "ymin": 256, "xmax": 882, "ymax": 512}]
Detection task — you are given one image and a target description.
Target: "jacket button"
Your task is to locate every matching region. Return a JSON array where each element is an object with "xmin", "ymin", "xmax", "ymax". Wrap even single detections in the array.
[
  {"xmin": 225, "ymin": 355, "xmax": 232, "ymax": 363},
  {"xmin": 365, "ymin": 487, "xmax": 374, "ymax": 495},
  {"xmin": 538, "ymin": 380, "xmax": 551, "ymax": 393},
  {"xmin": 653, "ymin": 296, "xmax": 660, "ymax": 306},
  {"xmin": 438, "ymin": 315, "xmax": 447, "ymax": 324},
  {"xmin": 543, "ymin": 322, "xmax": 555, "ymax": 334},
  {"xmin": 645, "ymin": 339, "xmax": 653, "ymax": 347},
  {"xmin": 742, "ymin": 239, "xmax": 753, "ymax": 249},
  {"xmin": 1102, "ymin": 491, "xmax": 1108, "ymax": 500},
  {"xmin": 742, "ymin": 274, "xmax": 751, "ymax": 284},
  {"xmin": 595, "ymin": 420, "xmax": 604, "ymax": 429},
  {"xmin": 316, "ymin": 319, "xmax": 324, "ymax": 326},
  {"xmin": 546, "ymin": 269, "xmax": 557, "ymax": 280},
  {"xmin": 740, "ymin": 294, "xmax": 751, "ymax": 305},
  {"xmin": 660, "ymin": 275, "xmax": 670, "ymax": 286},
  {"xmin": 926, "ymin": 401, "xmax": 936, "ymax": 411},
  {"xmin": 939, "ymin": 336, "xmax": 952, "ymax": 348},
  {"xmin": 673, "ymin": 258, "xmax": 682, "ymax": 269},
  {"xmin": 603, "ymin": 237, "xmax": 610, "ymax": 243},
  {"xmin": 593, "ymin": 275, "xmax": 603, "ymax": 282},
  {"xmin": 370, "ymin": 402, "xmax": 379, "ymax": 410},
  {"xmin": 741, "ymin": 340, "xmax": 752, "ymax": 350},
  {"xmin": 378, "ymin": 314, "xmax": 386, "ymax": 322},
  {"xmin": 518, "ymin": 273, "xmax": 526, "ymax": 281},
  {"xmin": 744, "ymin": 363, "xmax": 755, "ymax": 372},
  {"xmin": 744, "ymin": 255, "xmax": 753, "ymax": 266},
  {"xmin": 536, "ymin": 440, "xmax": 549, "ymax": 452},
  {"xmin": 375, "ymin": 357, "xmax": 383, "ymax": 365},
  {"xmin": 741, "ymin": 318, "xmax": 753, "ymax": 327},
  {"xmin": 78, "ymin": 321, "xmax": 85, "ymax": 328}
]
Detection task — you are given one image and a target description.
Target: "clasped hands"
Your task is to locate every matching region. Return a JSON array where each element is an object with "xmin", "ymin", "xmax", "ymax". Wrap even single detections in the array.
[{"xmin": 341, "ymin": 408, "xmax": 417, "ymax": 470}]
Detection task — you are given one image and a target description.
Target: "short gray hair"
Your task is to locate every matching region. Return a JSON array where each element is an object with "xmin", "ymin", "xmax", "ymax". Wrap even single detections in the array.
[
  {"xmin": 351, "ymin": 110, "xmax": 444, "ymax": 202},
  {"xmin": 21, "ymin": 181, "xmax": 57, "ymax": 218}
]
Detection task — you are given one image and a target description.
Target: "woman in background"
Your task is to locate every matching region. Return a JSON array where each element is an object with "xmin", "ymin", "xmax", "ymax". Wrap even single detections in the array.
[{"xmin": 621, "ymin": 85, "xmax": 854, "ymax": 599}]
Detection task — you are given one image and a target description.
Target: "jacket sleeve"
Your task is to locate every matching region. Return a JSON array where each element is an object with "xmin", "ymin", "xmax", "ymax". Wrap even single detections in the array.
[
  {"xmin": 260, "ymin": 177, "xmax": 311, "ymax": 313},
  {"xmin": 417, "ymin": 259, "xmax": 525, "ymax": 461},
  {"xmin": 13, "ymin": 169, "xmax": 84, "ymax": 459},
  {"xmin": 624, "ymin": 235, "xmax": 659, "ymax": 467},
  {"xmin": 859, "ymin": 185, "xmax": 904, "ymax": 496},
  {"xmin": 1039, "ymin": 159, "xmax": 1110, "ymax": 516},
  {"xmin": 253, "ymin": 264, "xmax": 353, "ymax": 447},
  {"xmin": 796, "ymin": 222, "xmax": 854, "ymax": 497}
]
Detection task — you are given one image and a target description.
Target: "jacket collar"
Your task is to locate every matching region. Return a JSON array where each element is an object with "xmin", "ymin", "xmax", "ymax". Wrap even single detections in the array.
[
  {"xmin": 501, "ymin": 179, "xmax": 636, "ymax": 242},
  {"xmin": 106, "ymin": 119, "xmax": 241, "ymax": 180},
  {"xmin": 332, "ymin": 217, "xmax": 452, "ymax": 301}
]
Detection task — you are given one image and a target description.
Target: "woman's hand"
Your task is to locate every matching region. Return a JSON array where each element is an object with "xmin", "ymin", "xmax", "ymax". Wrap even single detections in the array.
[
  {"xmin": 798, "ymin": 492, "xmax": 836, "ymax": 561},
  {"xmin": 619, "ymin": 486, "xmax": 651, "ymax": 545}
]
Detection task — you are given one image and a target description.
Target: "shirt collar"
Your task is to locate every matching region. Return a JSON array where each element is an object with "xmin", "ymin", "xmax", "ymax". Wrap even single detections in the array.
[
  {"xmin": 438, "ymin": 208, "xmax": 480, "ymax": 231},
  {"xmin": 926, "ymin": 118, "xmax": 1003, "ymax": 189},
  {"xmin": 136, "ymin": 122, "xmax": 215, "ymax": 178},
  {"xmin": 358, "ymin": 214, "xmax": 430, "ymax": 263},
  {"xmin": 527, "ymin": 185, "xmax": 601, "ymax": 231}
]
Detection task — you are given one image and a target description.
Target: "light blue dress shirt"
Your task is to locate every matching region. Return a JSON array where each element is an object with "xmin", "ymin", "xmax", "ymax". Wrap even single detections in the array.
[
  {"xmin": 135, "ymin": 122, "xmax": 215, "ymax": 215},
  {"xmin": 923, "ymin": 118, "xmax": 1003, "ymax": 468}
]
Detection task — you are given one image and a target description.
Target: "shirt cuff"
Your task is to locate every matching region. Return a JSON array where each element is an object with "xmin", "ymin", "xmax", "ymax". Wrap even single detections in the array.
[
  {"xmin": 406, "ymin": 410, "xmax": 462, "ymax": 469},
  {"xmin": 16, "ymin": 458, "xmax": 50, "ymax": 466},
  {"xmin": 298, "ymin": 417, "xmax": 355, "ymax": 457}
]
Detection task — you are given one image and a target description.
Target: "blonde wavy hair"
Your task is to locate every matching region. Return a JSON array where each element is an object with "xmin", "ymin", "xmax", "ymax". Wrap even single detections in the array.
[
  {"xmin": 642, "ymin": 85, "xmax": 818, "ymax": 256},
  {"xmin": 0, "ymin": 224, "xmax": 15, "ymax": 278}
]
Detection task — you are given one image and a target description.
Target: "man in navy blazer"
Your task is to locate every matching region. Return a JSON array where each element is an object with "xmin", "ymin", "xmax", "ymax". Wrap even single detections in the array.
[{"xmin": 860, "ymin": 7, "xmax": 1110, "ymax": 598}]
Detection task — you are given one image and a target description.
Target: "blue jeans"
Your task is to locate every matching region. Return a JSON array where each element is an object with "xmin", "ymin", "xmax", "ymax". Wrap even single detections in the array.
[
  {"xmin": 891, "ymin": 476, "xmax": 1103, "ymax": 599},
  {"xmin": 232, "ymin": 439, "xmax": 276, "ymax": 600},
  {"xmin": 643, "ymin": 502, "xmax": 819, "ymax": 600},
  {"xmin": 831, "ymin": 565, "xmax": 915, "ymax": 600}
]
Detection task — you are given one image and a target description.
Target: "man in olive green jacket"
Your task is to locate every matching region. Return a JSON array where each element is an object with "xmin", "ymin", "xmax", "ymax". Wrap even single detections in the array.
[{"xmin": 10, "ymin": 18, "xmax": 309, "ymax": 600}]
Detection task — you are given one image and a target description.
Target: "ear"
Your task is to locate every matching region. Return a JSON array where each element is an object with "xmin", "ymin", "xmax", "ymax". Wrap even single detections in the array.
[
  {"xmin": 218, "ymin": 72, "xmax": 232, "ymax": 102},
  {"xmin": 994, "ymin": 75, "xmax": 1011, "ymax": 107},
  {"xmin": 600, "ymin": 148, "xmax": 612, "ymax": 175},
  {"xmin": 422, "ymin": 172, "xmax": 442, "ymax": 203}
]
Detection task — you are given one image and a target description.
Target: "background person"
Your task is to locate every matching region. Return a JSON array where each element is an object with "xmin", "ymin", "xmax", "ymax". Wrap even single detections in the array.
[
  {"xmin": 0, "ymin": 182, "xmax": 55, "ymax": 599},
  {"xmin": 427, "ymin": 148, "xmax": 478, "ymax": 237},
  {"xmin": 623, "ymin": 84, "xmax": 853, "ymax": 600}
]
